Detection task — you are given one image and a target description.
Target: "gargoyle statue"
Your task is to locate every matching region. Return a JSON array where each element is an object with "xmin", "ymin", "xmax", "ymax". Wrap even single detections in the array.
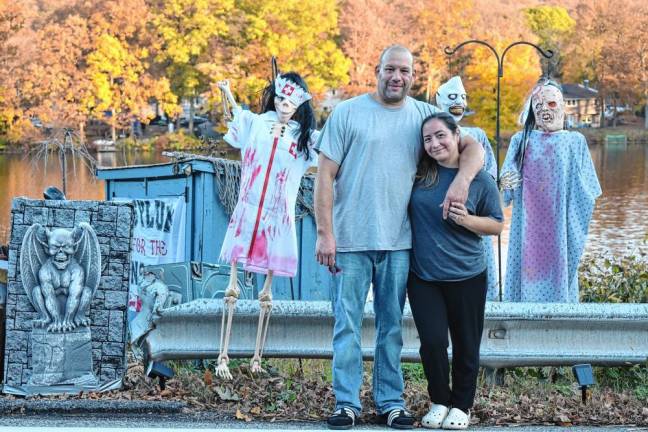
[{"xmin": 20, "ymin": 222, "xmax": 101, "ymax": 332}]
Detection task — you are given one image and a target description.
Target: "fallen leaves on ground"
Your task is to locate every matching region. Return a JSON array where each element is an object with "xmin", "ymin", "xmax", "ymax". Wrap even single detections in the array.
[{"xmin": 3, "ymin": 360, "xmax": 647, "ymax": 426}]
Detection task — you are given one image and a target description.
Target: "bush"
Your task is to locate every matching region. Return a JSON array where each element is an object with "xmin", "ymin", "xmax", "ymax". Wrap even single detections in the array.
[
  {"xmin": 579, "ymin": 252, "xmax": 648, "ymax": 303},
  {"xmin": 160, "ymin": 131, "xmax": 204, "ymax": 151}
]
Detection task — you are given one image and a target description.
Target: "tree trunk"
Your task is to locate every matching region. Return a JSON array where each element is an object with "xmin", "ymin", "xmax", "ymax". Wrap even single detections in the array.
[
  {"xmin": 645, "ymin": 100, "xmax": 648, "ymax": 129},
  {"xmin": 189, "ymin": 98, "xmax": 195, "ymax": 134},
  {"xmin": 111, "ymin": 108, "xmax": 117, "ymax": 142},
  {"xmin": 79, "ymin": 122, "xmax": 85, "ymax": 145}
]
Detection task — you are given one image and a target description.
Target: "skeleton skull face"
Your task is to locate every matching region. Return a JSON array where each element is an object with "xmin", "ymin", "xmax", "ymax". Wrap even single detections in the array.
[
  {"xmin": 532, "ymin": 85, "xmax": 565, "ymax": 132},
  {"xmin": 47, "ymin": 229, "xmax": 78, "ymax": 270},
  {"xmin": 274, "ymin": 96, "xmax": 298, "ymax": 124},
  {"xmin": 436, "ymin": 76, "xmax": 468, "ymax": 122}
]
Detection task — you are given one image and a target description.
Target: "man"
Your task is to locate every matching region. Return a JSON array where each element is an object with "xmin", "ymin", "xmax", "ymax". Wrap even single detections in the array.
[{"xmin": 314, "ymin": 45, "xmax": 484, "ymax": 430}]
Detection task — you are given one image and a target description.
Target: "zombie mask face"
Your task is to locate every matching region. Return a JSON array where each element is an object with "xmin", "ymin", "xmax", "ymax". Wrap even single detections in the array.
[
  {"xmin": 531, "ymin": 84, "xmax": 565, "ymax": 132},
  {"xmin": 46, "ymin": 228, "xmax": 79, "ymax": 270},
  {"xmin": 437, "ymin": 76, "xmax": 467, "ymax": 122}
]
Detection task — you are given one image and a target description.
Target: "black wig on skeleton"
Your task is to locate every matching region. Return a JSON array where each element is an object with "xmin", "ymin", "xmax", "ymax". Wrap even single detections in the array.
[{"xmin": 260, "ymin": 72, "xmax": 315, "ymax": 161}]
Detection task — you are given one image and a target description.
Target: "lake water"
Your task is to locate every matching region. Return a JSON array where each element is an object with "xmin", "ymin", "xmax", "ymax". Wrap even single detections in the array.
[{"xmin": 1, "ymin": 143, "xmax": 647, "ymax": 262}]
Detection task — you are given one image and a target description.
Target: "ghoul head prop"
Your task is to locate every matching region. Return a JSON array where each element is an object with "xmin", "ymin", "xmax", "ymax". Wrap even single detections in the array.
[
  {"xmin": 436, "ymin": 76, "xmax": 467, "ymax": 122},
  {"xmin": 531, "ymin": 83, "xmax": 564, "ymax": 132},
  {"xmin": 274, "ymin": 74, "xmax": 312, "ymax": 123},
  {"xmin": 515, "ymin": 79, "xmax": 564, "ymax": 171}
]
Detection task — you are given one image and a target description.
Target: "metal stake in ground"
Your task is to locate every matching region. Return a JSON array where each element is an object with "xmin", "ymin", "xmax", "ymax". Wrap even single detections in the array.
[{"xmin": 444, "ymin": 40, "xmax": 554, "ymax": 301}]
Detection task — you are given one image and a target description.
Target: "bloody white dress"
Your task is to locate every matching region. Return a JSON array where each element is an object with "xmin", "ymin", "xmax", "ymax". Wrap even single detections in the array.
[{"xmin": 219, "ymin": 107, "xmax": 318, "ymax": 277}]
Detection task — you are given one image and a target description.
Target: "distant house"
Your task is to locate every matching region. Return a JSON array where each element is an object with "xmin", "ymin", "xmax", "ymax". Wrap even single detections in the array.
[{"xmin": 562, "ymin": 81, "xmax": 601, "ymax": 128}]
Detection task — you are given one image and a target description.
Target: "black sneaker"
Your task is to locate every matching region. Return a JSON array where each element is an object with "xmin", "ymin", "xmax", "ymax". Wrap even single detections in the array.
[
  {"xmin": 383, "ymin": 408, "xmax": 415, "ymax": 429},
  {"xmin": 327, "ymin": 407, "xmax": 357, "ymax": 430}
]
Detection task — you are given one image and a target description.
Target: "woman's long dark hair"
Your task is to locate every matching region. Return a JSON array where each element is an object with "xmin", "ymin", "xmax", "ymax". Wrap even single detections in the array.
[
  {"xmin": 415, "ymin": 112, "xmax": 461, "ymax": 188},
  {"xmin": 260, "ymin": 71, "xmax": 315, "ymax": 161},
  {"xmin": 517, "ymin": 77, "xmax": 562, "ymax": 172}
]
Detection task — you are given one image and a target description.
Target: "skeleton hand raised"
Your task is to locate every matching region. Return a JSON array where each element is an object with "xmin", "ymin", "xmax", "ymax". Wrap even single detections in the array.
[
  {"xmin": 499, "ymin": 171, "xmax": 522, "ymax": 191},
  {"xmin": 216, "ymin": 80, "xmax": 230, "ymax": 92}
]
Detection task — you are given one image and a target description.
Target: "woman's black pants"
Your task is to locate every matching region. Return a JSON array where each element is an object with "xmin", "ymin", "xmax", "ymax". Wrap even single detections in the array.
[{"xmin": 407, "ymin": 271, "xmax": 487, "ymax": 411}]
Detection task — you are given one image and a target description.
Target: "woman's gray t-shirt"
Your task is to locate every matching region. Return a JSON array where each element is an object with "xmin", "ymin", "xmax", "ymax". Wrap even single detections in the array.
[
  {"xmin": 409, "ymin": 166, "xmax": 503, "ymax": 282},
  {"xmin": 315, "ymin": 94, "xmax": 439, "ymax": 252}
]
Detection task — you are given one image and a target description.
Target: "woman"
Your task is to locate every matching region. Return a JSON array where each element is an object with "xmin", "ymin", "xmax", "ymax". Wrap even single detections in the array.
[{"xmin": 408, "ymin": 112, "xmax": 503, "ymax": 430}]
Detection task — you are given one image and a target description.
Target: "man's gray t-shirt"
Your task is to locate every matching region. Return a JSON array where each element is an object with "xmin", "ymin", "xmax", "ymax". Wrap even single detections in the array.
[
  {"xmin": 409, "ymin": 166, "xmax": 503, "ymax": 281},
  {"xmin": 315, "ymin": 94, "xmax": 439, "ymax": 252}
]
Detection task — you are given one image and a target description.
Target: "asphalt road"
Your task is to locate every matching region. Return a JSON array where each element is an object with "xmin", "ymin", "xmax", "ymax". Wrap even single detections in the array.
[{"xmin": 0, "ymin": 413, "xmax": 646, "ymax": 431}]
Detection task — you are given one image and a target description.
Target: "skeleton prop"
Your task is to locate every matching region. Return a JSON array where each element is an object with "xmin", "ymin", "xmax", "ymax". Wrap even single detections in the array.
[{"xmin": 215, "ymin": 76, "xmax": 315, "ymax": 379}]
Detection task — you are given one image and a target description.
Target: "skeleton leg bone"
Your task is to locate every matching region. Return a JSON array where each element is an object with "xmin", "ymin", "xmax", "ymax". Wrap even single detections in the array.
[
  {"xmin": 251, "ymin": 271, "xmax": 273, "ymax": 373},
  {"xmin": 216, "ymin": 260, "xmax": 240, "ymax": 380}
]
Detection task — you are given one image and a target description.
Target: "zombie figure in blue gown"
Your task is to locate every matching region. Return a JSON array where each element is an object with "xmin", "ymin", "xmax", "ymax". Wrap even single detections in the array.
[
  {"xmin": 500, "ymin": 80, "xmax": 601, "ymax": 303},
  {"xmin": 437, "ymin": 76, "xmax": 499, "ymax": 300}
]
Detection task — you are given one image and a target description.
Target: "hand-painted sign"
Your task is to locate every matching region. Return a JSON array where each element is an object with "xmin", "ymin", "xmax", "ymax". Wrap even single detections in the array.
[{"xmin": 128, "ymin": 197, "xmax": 185, "ymax": 341}]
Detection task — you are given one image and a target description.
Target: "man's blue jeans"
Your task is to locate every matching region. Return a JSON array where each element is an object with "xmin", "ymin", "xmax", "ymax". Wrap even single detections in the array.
[{"xmin": 331, "ymin": 250, "xmax": 409, "ymax": 415}]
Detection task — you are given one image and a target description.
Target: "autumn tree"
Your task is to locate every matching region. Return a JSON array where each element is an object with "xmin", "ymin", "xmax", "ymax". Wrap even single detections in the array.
[
  {"xmin": 85, "ymin": 0, "xmax": 177, "ymax": 140},
  {"xmin": 338, "ymin": 0, "xmax": 418, "ymax": 96},
  {"xmin": 150, "ymin": 0, "xmax": 232, "ymax": 133},
  {"xmin": 18, "ymin": 11, "xmax": 94, "ymax": 135},
  {"xmin": 442, "ymin": 2, "xmax": 542, "ymax": 139},
  {"xmin": 462, "ymin": 41, "xmax": 541, "ymax": 139},
  {"xmin": 0, "ymin": 1, "xmax": 25, "ymax": 142},
  {"xmin": 218, "ymin": 0, "xmax": 350, "ymax": 109},
  {"xmin": 86, "ymin": 34, "xmax": 168, "ymax": 142},
  {"xmin": 414, "ymin": 0, "xmax": 478, "ymax": 102},
  {"xmin": 627, "ymin": 3, "xmax": 648, "ymax": 128},
  {"xmin": 14, "ymin": 0, "xmax": 176, "ymax": 143},
  {"xmin": 523, "ymin": 5, "xmax": 575, "ymax": 78},
  {"xmin": 563, "ymin": 0, "xmax": 647, "ymax": 126}
]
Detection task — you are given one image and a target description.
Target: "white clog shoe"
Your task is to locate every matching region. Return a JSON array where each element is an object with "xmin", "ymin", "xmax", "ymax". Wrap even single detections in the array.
[
  {"xmin": 441, "ymin": 408, "xmax": 470, "ymax": 430},
  {"xmin": 421, "ymin": 403, "xmax": 449, "ymax": 429}
]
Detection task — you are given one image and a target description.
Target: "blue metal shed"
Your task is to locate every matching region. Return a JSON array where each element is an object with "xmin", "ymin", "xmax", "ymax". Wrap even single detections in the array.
[{"xmin": 96, "ymin": 156, "xmax": 332, "ymax": 301}]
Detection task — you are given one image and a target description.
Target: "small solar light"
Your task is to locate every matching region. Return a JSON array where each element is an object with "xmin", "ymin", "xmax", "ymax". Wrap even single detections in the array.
[
  {"xmin": 572, "ymin": 363, "xmax": 595, "ymax": 403},
  {"xmin": 146, "ymin": 361, "xmax": 174, "ymax": 390}
]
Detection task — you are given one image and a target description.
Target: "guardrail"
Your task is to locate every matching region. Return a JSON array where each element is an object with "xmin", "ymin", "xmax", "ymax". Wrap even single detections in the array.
[{"xmin": 143, "ymin": 300, "xmax": 648, "ymax": 368}]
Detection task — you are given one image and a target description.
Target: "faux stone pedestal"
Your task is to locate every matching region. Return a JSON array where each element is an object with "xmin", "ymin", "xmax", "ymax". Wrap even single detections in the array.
[{"xmin": 29, "ymin": 326, "xmax": 98, "ymax": 386}]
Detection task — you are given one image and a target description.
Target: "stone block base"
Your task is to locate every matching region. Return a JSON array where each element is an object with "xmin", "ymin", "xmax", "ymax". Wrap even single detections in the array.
[{"xmin": 29, "ymin": 326, "xmax": 98, "ymax": 386}]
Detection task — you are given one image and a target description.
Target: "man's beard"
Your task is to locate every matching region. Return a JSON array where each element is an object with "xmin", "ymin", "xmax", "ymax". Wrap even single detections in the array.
[{"xmin": 381, "ymin": 82, "xmax": 408, "ymax": 103}]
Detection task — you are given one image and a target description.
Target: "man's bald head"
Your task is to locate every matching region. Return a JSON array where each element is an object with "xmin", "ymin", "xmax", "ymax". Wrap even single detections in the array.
[
  {"xmin": 378, "ymin": 45, "xmax": 413, "ymax": 69},
  {"xmin": 374, "ymin": 45, "xmax": 415, "ymax": 106}
]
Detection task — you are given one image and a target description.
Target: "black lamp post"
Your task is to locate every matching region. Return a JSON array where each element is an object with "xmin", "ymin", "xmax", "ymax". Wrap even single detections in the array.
[{"xmin": 444, "ymin": 40, "xmax": 554, "ymax": 300}]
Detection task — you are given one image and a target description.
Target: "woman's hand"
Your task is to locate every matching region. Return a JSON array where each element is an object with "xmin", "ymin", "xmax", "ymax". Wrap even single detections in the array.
[
  {"xmin": 442, "ymin": 174, "xmax": 470, "ymax": 219},
  {"xmin": 448, "ymin": 201, "xmax": 469, "ymax": 226},
  {"xmin": 448, "ymin": 201, "xmax": 504, "ymax": 235}
]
